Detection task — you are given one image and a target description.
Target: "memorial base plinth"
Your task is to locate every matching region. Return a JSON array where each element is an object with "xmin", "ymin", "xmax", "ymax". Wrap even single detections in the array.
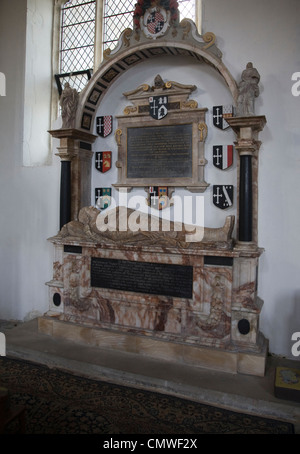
[
  {"xmin": 38, "ymin": 314, "xmax": 268, "ymax": 377},
  {"xmin": 44, "ymin": 206, "xmax": 268, "ymax": 378}
]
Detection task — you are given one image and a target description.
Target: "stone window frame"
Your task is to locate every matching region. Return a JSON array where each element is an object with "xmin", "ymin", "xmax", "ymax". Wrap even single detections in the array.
[{"xmin": 59, "ymin": 0, "xmax": 97, "ymax": 75}]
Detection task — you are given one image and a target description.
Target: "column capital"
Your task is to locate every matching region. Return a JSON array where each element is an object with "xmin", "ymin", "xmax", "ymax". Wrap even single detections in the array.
[
  {"xmin": 226, "ymin": 115, "xmax": 266, "ymax": 138},
  {"xmin": 49, "ymin": 128, "xmax": 97, "ymax": 162},
  {"xmin": 234, "ymin": 140, "xmax": 262, "ymax": 156},
  {"xmin": 227, "ymin": 115, "xmax": 266, "ymax": 157},
  {"xmin": 48, "ymin": 128, "xmax": 97, "ymax": 143}
]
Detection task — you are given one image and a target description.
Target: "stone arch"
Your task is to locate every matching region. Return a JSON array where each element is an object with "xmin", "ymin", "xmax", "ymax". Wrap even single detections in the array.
[{"xmin": 76, "ymin": 20, "xmax": 238, "ymax": 133}]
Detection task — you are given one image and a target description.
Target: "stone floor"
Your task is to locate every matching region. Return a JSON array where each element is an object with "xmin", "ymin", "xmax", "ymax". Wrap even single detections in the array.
[{"xmin": 1, "ymin": 318, "xmax": 300, "ymax": 434}]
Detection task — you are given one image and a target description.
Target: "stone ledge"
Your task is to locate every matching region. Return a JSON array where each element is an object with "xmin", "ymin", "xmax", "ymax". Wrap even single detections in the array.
[{"xmin": 38, "ymin": 315, "xmax": 268, "ymax": 377}]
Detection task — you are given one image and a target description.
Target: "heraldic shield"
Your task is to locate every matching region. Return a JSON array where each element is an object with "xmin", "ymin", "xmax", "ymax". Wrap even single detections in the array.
[
  {"xmin": 142, "ymin": 6, "xmax": 170, "ymax": 39},
  {"xmin": 212, "ymin": 106, "xmax": 234, "ymax": 130},
  {"xmin": 213, "ymin": 185, "xmax": 234, "ymax": 209},
  {"xmin": 146, "ymin": 9, "xmax": 165, "ymax": 35},
  {"xmin": 148, "ymin": 186, "xmax": 168, "ymax": 210},
  {"xmin": 213, "ymin": 145, "xmax": 233, "ymax": 170},
  {"xmin": 95, "ymin": 152, "xmax": 112, "ymax": 173},
  {"xmin": 149, "ymin": 96, "xmax": 168, "ymax": 120},
  {"xmin": 96, "ymin": 116, "xmax": 113, "ymax": 137},
  {"xmin": 95, "ymin": 188, "xmax": 111, "ymax": 209}
]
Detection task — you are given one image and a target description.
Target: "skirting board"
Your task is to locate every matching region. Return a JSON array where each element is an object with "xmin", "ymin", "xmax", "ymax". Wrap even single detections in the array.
[{"xmin": 38, "ymin": 315, "xmax": 268, "ymax": 377}]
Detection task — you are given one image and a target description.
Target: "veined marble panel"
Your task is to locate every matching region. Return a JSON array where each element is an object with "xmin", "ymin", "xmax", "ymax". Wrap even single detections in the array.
[{"xmin": 44, "ymin": 206, "xmax": 266, "ymax": 372}]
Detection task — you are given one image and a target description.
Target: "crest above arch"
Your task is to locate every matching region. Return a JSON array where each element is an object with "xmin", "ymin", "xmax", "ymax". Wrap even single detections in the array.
[{"xmin": 76, "ymin": 15, "xmax": 238, "ymax": 133}]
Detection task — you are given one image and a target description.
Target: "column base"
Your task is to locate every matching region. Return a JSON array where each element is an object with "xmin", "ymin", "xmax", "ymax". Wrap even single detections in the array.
[{"xmin": 234, "ymin": 241, "xmax": 258, "ymax": 252}]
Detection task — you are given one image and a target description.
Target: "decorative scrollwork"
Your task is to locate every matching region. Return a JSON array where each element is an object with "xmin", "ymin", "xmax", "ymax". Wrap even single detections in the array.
[
  {"xmin": 197, "ymin": 275, "xmax": 226, "ymax": 332},
  {"xmin": 198, "ymin": 122, "xmax": 208, "ymax": 142},
  {"xmin": 182, "ymin": 100, "xmax": 198, "ymax": 109},
  {"xmin": 180, "ymin": 19, "xmax": 191, "ymax": 40},
  {"xmin": 103, "ymin": 48, "xmax": 111, "ymax": 60},
  {"xmin": 123, "ymin": 28, "xmax": 132, "ymax": 47},
  {"xmin": 115, "ymin": 129, "xmax": 122, "ymax": 146},
  {"xmin": 123, "ymin": 106, "xmax": 138, "ymax": 115},
  {"xmin": 202, "ymin": 32, "xmax": 216, "ymax": 50}
]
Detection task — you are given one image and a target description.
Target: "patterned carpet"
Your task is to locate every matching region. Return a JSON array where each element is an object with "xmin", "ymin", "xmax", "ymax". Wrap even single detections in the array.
[{"xmin": 0, "ymin": 357, "xmax": 294, "ymax": 435}]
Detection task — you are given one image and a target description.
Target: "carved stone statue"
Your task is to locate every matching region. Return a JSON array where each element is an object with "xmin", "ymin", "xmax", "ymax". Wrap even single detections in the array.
[
  {"xmin": 237, "ymin": 62, "xmax": 260, "ymax": 116},
  {"xmin": 60, "ymin": 82, "xmax": 79, "ymax": 129}
]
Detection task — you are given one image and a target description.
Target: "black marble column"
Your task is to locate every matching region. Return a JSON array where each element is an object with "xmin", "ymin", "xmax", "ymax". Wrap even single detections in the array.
[
  {"xmin": 239, "ymin": 155, "xmax": 253, "ymax": 242},
  {"xmin": 226, "ymin": 116, "xmax": 266, "ymax": 249},
  {"xmin": 60, "ymin": 160, "xmax": 71, "ymax": 230}
]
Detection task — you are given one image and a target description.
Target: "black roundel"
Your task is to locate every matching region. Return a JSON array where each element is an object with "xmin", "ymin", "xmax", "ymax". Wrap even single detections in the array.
[
  {"xmin": 238, "ymin": 318, "xmax": 250, "ymax": 335},
  {"xmin": 53, "ymin": 293, "xmax": 61, "ymax": 307}
]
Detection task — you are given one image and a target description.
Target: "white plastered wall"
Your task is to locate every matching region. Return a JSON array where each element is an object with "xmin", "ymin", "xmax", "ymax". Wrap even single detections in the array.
[
  {"xmin": 202, "ymin": 0, "xmax": 300, "ymax": 358},
  {"xmin": 91, "ymin": 55, "xmax": 236, "ymax": 231},
  {"xmin": 0, "ymin": 0, "xmax": 59, "ymax": 322}
]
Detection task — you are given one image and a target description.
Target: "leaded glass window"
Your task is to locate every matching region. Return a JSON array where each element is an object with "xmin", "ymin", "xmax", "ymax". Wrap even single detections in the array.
[
  {"xmin": 102, "ymin": 0, "xmax": 135, "ymax": 52},
  {"xmin": 59, "ymin": 0, "xmax": 198, "ymax": 78},
  {"xmin": 102, "ymin": 1, "xmax": 196, "ymax": 52},
  {"xmin": 178, "ymin": 0, "xmax": 196, "ymax": 22},
  {"xmin": 60, "ymin": 0, "xmax": 96, "ymax": 92}
]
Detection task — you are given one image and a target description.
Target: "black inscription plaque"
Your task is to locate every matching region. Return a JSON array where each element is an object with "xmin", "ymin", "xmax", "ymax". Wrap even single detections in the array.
[
  {"xmin": 91, "ymin": 258, "xmax": 193, "ymax": 298},
  {"xmin": 127, "ymin": 124, "xmax": 193, "ymax": 179}
]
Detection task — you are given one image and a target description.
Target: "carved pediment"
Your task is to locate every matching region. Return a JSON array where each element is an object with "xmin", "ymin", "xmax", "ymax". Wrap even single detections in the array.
[{"xmin": 122, "ymin": 74, "xmax": 198, "ymax": 114}]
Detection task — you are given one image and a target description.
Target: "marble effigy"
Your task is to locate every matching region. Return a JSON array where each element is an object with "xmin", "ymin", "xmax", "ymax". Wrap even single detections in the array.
[
  {"xmin": 58, "ymin": 206, "xmax": 235, "ymax": 249},
  {"xmin": 42, "ymin": 207, "xmax": 267, "ymax": 376}
]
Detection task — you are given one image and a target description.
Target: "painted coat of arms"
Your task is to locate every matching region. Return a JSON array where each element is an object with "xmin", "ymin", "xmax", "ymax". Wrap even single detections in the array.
[
  {"xmin": 133, "ymin": 1, "xmax": 179, "ymax": 39},
  {"xmin": 149, "ymin": 96, "xmax": 168, "ymax": 119},
  {"xmin": 212, "ymin": 105, "xmax": 234, "ymax": 130},
  {"xmin": 213, "ymin": 185, "xmax": 234, "ymax": 209},
  {"xmin": 148, "ymin": 186, "xmax": 168, "ymax": 210},
  {"xmin": 213, "ymin": 145, "xmax": 233, "ymax": 170},
  {"xmin": 95, "ymin": 152, "xmax": 112, "ymax": 173},
  {"xmin": 96, "ymin": 115, "xmax": 113, "ymax": 137},
  {"xmin": 144, "ymin": 8, "xmax": 167, "ymax": 37},
  {"xmin": 95, "ymin": 188, "xmax": 111, "ymax": 209}
]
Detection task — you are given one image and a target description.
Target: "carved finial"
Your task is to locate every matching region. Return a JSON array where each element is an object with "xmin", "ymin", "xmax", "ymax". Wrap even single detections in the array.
[
  {"xmin": 236, "ymin": 62, "xmax": 260, "ymax": 116},
  {"xmin": 153, "ymin": 74, "xmax": 165, "ymax": 89},
  {"xmin": 60, "ymin": 82, "xmax": 79, "ymax": 129}
]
